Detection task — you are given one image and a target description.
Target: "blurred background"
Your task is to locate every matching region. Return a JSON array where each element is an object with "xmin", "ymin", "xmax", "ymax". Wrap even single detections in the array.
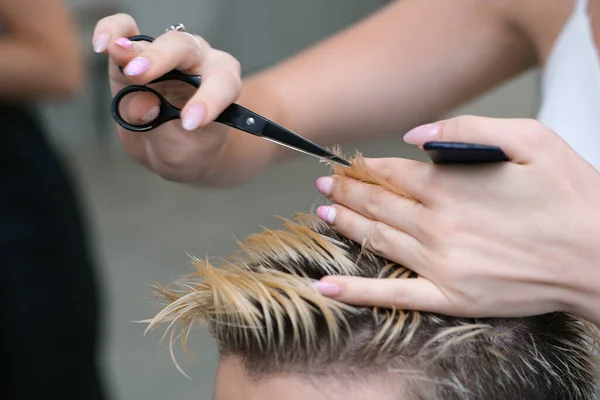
[{"xmin": 35, "ymin": 0, "xmax": 539, "ymax": 399}]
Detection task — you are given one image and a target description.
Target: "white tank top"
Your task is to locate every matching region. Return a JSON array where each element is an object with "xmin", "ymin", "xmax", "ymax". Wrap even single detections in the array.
[{"xmin": 537, "ymin": 0, "xmax": 600, "ymax": 170}]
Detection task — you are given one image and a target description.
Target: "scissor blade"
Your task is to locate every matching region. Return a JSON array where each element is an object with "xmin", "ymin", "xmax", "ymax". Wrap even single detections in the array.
[{"xmin": 260, "ymin": 123, "xmax": 351, "ymax": 167}]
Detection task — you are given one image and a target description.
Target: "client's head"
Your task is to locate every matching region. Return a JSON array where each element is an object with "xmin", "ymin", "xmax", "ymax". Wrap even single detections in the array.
[{"xmin": 146, "ymin": 155, "xmax": 600, "ymax": 400}]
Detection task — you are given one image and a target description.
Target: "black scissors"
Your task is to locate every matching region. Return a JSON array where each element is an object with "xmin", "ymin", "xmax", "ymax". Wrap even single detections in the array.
[{"xmin": 111, "ymin": 34, "xmax": 351, "ymax": 167}]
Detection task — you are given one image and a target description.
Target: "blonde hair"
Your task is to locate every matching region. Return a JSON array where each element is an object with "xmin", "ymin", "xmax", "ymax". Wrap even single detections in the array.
[{"xmin": 145, "ymin": 152, "xmax": 600, "ymax": 399}]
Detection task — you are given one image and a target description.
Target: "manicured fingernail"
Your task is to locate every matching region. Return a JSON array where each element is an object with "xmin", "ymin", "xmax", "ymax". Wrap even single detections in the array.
[
  {"xmin": 124, "ymin": 57, "xmax": 150, "ymax": 76},
  {"xmin": 317, "ymin": 206, "xmax": 336, "ymax": 224},
  {"xmin": 93, "ymin": 31, "xmax": 110, "ymax": 53},
  {"xmin": 141, "ymin": 106, "xmax": 160, "ymax": 123},
  {"xmin": 313, "ymin": 281, "xmax": 342, "ymax": 296},
  {"xmin": 403, "ymin": 123, "xmax": 440, "ymax": 145},
  {"xmin": 182, "ymin": 105, "xmax": 205, "ymax": 131},
  {"xmin": 316, "ymin": 177, "xmax": 333, "ymax": 196},
  {"xmin": 115, "ymin": 37, "xmax": 134, "ymax": 51}
]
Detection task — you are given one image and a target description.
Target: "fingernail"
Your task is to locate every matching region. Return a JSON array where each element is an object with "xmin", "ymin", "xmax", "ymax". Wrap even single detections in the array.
[
  {"xmin": 313, "ymin": 281, "xmax": 342, "ymax": 296},
  {"xmin": 115, "ymin": 37, "xmax": 134, "ymax": 51},
  {"xmin": 182, "ymin": 105, "xmax": 205, "ymax": 131},
  {"xmin": 93, "ymin": 31, "xmax": 110, "ymax": 53},
  {"xmin": 141, "ymin": 106, "xmax": 160, "ymax": 123},
  {"xmin": 316, "ymin": 177, "xmax": 333, "ymax": 196},
  {"xmin": 124, "ymin": 57, "xmax": 150, "ymax": 76},
  {"xmin": 403, "ymin": 123, "xmax": 440, "ymax": 145},
  {"xmin": 317, "ymin": 206, "xmax": 336, "ymax": 224}
]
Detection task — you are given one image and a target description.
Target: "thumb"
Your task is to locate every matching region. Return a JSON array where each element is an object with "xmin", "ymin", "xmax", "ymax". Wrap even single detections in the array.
[{"xmin": 403, "ymin": 115, "xmax": 557, "ymax": 164}]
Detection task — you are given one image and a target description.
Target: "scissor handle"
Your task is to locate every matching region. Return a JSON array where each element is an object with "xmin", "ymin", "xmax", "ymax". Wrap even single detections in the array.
[
  {"xmin": 130, "ymin": 34, "xmax": 155, "ymax": 43},
  {"xmin": 423, "ymin": 141, "xmax": 509, "ymax": 164},
  {"xmin": 111, "ymin": 34, "xmax": 204, "ymax": 132},
  {"xmin": 111, "ymin": 85, "xmax": 183, "ymax": 132}
]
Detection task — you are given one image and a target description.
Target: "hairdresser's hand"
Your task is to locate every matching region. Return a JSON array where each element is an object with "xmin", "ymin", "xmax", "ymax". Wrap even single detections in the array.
[
  {"xmin": 314, "ymin": 115, "xmax": 600, "ymax": 326},
  {"xmin": 92, "ymin": 14, "xmax": 242, "ymax": 182}
]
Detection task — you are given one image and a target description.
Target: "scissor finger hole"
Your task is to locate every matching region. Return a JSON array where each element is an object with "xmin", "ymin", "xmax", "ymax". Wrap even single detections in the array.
[
  {"xmin": 118, "ymin": 90, "xmax": 162, "ymax": 125},
  {"xmin": 145, "ymin": 80, "xmax": 196, "ymax": 109}
]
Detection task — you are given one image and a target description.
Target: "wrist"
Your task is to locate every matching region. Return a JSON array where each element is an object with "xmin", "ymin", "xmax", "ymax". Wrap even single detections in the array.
[{"xmin": 196, "ymin": 77, "xmax": 288, "ymax": 187}]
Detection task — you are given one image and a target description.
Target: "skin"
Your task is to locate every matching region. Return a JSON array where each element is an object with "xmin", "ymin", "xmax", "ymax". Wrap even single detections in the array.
[
  {"xmin": 0, "ymin": 0, "xmax": 85, "ymax": 100},
  {"xmin": 213, "ymin": 357, "xmax": 399, "ymax": 400},
  {"xmin": 314, "ymin": 116, "xmax": 600, "ymax": 327},
  {"xmin": 92, "ymin": 0, "xmax": 600, "ymax": 323},
  {"xmin": 310, "ymin": 0, "xmax": 600, "ymax": 324}
]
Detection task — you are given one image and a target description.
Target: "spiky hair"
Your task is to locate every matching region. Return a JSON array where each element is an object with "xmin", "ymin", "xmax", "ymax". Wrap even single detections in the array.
[{"xmin": 145, "ymin": 153, "xmax": 600, "ymax": 400}]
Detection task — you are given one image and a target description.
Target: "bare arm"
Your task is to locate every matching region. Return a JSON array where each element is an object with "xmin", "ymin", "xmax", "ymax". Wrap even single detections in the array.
[
  {"xmin": 207, "ymin": 0, "xmax": 537, "ymax": 185},
  {"xmin": 0, "ymin": 0, "xmax": 85, "ymax": 100}
]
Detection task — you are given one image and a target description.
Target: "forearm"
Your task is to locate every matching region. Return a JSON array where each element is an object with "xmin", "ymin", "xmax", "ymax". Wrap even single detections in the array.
[
  {"xmin": 0, "ymin": 0, "xmax": 85, "ymax": 102},
  {"xmin": 0, "ymin": 39, "xmax": 83, "ymax": 100},
  {"xmin": 199, "ymin": 77, "xmax": 291, "ymax": 187},
  {"xmin": 264, "ymin": 0, "xmax": 537, "ymax": 145},
  {"xmin": 203, "ymin": 0, "xmax": 537, "ymax": 186}
]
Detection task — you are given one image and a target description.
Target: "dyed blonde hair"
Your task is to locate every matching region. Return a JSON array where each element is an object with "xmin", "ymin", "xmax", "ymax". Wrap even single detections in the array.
[{"xmin": 145, "ymin": 152, "xmax": 600, "ymax": 399}]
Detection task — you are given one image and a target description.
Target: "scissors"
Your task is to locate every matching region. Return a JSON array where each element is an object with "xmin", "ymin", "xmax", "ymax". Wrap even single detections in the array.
[
  {"xmin": 111, "ymin": 35, "xmax": 508, "ymax": 167},
  {"xmin": 110, "ymin": 34, "xmax": 351, "ymax": 167}
]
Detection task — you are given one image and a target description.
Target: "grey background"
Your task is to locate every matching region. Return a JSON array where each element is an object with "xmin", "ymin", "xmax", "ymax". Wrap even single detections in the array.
[{"xmin": 39, "ymin": 1, "xmax": 539, "ymax": 399}]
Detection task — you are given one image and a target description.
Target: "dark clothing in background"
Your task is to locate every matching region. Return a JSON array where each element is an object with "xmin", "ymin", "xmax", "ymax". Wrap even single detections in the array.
[{"xmin": 0, "ymin": 103, "xmax": 106, "ymax": 399}]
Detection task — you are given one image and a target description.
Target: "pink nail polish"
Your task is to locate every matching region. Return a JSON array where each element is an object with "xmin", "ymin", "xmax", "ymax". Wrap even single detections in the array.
[
  {"xmin": 316, "ymin": 177, "xmax": 333, "ymax": 195},
  {"xmin": 141, "ymin": 106, "xmax": 160, "ymax": 123},
  {"xmin": 115, "ymin": 37, "xmax": 134, "ymax": 51},
  {"xmin": 403, "ymin": 123, "xmax": 440, "ymax": 145},
  {"xmin": 124, "ymin": 57, "xmax": 150, "ymax": 76},
  {"xmin": 93, "ymin": 31, "xmax": 110, "ymax": 53},
  {"xmin": 313, "ymin": 281, "xmax": 342, "ymax": 296},
  {"xmin": 317, "ymin": 206, "xmax": 336, "ymax": 224},
  {"xmin": 182, "ymin": 105, "xmax": 205, "ymax": 131}
]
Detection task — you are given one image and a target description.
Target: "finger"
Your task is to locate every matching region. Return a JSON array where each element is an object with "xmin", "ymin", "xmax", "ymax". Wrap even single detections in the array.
[
  {"xmin": 108, "ymin": 37, "xmax": 151, "ymax": 69},
  {"xmin": 116, "ymin": 91, "xmax": 161, "ymax": 125},
  {"xmin": 93, "ymin": 13, "xmax": 140, "ymax": 54},
  {"xmin": 402, "ymin": 115, "xmax": 561, "ymax": 164},
  {"xmin": 120, "ymin": 30, "xmax": 207, "ymax": 84},
  {"xmin": 317, "ymin": 275, "xmax": 449, "ymax": 313},
  {"xmin": 316, "ymin": 175, "xmax": 425, "ymax": 237},
  {"xmin": 179, "ymin": 51, "xmax": 242, "ymax": 131},
  {"xmin": 331, "ymin": 155, "xmax": 430, "ymax": 202},
  {"xmin": 316, "ymin": 204, "xmax": 425, "ymax": 273},
  {"xmin": 362, "ymin": 157, "xmax": 431, "ymax": 200}
]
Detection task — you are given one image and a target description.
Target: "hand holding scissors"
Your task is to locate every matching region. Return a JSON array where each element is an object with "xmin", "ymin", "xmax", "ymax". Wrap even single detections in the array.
[{"xmin": 95, "ymin": 15, "xmax": 506, "ymax": 183}]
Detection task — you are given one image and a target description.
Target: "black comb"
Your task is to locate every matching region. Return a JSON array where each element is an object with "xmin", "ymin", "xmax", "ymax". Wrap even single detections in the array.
[{"xmin": 423, "ymin": 141, "xmax": 509, "ymax": 164}]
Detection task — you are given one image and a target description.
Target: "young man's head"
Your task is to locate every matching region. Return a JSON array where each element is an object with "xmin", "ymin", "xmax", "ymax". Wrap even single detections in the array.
[{"xmin": 146, "ymin": 155, "xmax": 600, "ymax": 400}]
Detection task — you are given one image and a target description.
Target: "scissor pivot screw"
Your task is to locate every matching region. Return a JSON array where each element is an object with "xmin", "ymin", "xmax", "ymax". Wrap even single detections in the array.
[{"xmin": 245, "ymin": 117, "xmax": 255, "ymax": 126}]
